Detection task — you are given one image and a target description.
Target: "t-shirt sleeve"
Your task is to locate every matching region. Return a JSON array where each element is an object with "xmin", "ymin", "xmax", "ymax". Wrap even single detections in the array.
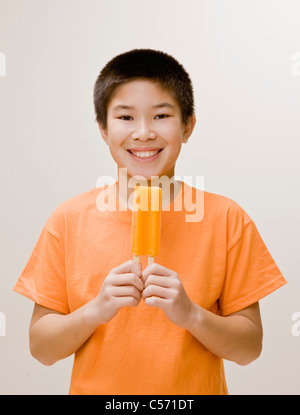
[
  {"xmin": 219, "ymin": 210, "xmax": 287, "ymax": 316},
  {"xmin": 13, "ymin": 207, "xmax": 69, "ymax": 314}
]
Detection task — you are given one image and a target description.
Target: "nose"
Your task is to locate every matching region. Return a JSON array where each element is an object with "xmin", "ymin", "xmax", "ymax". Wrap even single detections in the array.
[{"xmin": 131, "ymin": 119, "xmax": 156, "ymax": 141}]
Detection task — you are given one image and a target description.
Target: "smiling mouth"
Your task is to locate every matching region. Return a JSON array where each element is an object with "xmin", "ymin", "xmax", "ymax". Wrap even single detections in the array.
[{"xmin": 127, "ymin": 149, "xmax": 163, "ymax": 159}]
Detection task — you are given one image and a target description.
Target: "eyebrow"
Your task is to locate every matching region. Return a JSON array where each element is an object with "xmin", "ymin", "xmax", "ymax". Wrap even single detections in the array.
[
  {"xmin": 112, "ymin": 103, "xmax": 175, "ymax": 111},
  {"xmin": 153, "ymin": 103, "xmax": 175, "ymax": 109}
]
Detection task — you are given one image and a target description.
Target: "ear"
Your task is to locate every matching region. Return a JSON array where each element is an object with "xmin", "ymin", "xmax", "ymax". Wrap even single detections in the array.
[
  {"xmin": 182, "ymin": 114, "xmax": 196, "ymax": 143},
  {"xmin": 97, "ymin": 122, "xmax": 109, "ymax": 145}
]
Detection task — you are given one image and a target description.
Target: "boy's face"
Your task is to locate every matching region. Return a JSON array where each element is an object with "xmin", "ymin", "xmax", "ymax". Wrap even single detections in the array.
[{"xmin": 98, "ymin": 79, "xmax": 195, "ymax": 182}]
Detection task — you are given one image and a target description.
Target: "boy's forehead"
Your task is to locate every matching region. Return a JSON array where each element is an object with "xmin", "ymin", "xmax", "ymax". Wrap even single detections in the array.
[{"xmin": 108, "ymin": 79, "xmax": 178, "ymax": 108}]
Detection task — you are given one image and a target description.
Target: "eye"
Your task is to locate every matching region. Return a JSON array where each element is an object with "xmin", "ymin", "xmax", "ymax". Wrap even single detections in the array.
[
  {"xmin": 119, "ymin": 115, "xmax": 133, "ymax": 121},
  {"xmin": 155, "ymin": 114, "xmax": 170, "ymax": 119}
]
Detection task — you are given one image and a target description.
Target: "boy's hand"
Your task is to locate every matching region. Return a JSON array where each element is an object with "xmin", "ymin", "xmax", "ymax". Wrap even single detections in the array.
[
  {"xmin": 93, "ymin": 260, "xmax": 144, "ymax": 325},
  {"xmin": 142, "ymin": 263, "xmax": 194, "ymax": 328}
]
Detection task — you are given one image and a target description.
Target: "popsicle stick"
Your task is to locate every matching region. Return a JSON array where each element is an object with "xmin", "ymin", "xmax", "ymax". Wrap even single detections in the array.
[
  {"xmin": 147, "ymin": 256, "xmax": 155, "ymax": 266},
  {"xmin": 133, "ymin": 255, "xmax": 140, "ymax": 264}
]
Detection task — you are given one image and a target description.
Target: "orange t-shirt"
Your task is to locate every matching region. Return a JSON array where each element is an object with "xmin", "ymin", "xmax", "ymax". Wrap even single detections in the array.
[{"xmin": 14, "ymin": 181, "xmax": 286, "ymax": 395}]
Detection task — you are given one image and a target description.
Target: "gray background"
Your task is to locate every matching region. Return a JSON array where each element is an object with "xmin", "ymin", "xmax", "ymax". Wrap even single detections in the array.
[{"xmin": 0, "ymin": 0, "xmax": 299, "ymax": 394}]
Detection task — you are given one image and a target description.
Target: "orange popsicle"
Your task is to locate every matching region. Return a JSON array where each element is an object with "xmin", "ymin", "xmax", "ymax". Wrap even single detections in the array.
[{"xmin": 131, "ymin": 185, "xmax": 162, "ymax": 266}]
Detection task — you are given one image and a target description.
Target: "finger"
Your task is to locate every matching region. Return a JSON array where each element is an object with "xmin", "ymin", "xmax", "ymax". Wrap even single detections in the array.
[
  {"xmin": 109, "ymin": 273, "xmax": 144, "ymax": 292},
  {"xmin": 115, "ymin": 296, "xmax": 140, "ymax": 308},
  {"xmin": 111, "ymin": 260, "xmax": 142, "ymax": 278},
  {"xmin": 143, "ymin": 285, "xmax": 170, "ymax": 300},
  {"xmin": 144, "ymin": 296, "xmax": 169, "ymax": 308},
  {"xmin": 111, "ymin": 285, "xmax": 142, "ymax": 301},
  {"xmin": 144, "ymin": 274, "xmax": 173, "ymax": 289},
  {"xmin": 142, "ymin": 263, "xmax": 174, "ymax": 281}
]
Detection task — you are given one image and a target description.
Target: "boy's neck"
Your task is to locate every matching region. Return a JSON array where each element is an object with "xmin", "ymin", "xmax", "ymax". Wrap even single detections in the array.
[{"xmin": 115, "ymin": 169, "xmax": 181, "ymax": 210}]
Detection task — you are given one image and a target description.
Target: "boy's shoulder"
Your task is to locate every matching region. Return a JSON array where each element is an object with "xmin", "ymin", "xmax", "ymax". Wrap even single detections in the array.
[
  {"xmin": 44, "ymin": 186, "xmax": 102, "ymax": 231},
  {"xmin": 52, "ymin": 186, "xmax": 101, "ymax": 213},
  {"xmin": 187, "ymin": 183, "xmax": 249, "ymax": 216},
  {"xmin": 181, "ymin": 182, "xmax": 252, "ymax": 231},
  {"xmin": 203, "ymin": 188, "xmax": 244, "ymax": 210},
  {"xmin": 58, "ymin": 186, "xmax": 101, "ymax": 210},
  {"xmin": 201, "ymin": 187, "xmax": 253, "ymax": 232},
  {"xmin": 199, "ymin": 188, "xmax": 254, "ymax": 249}
]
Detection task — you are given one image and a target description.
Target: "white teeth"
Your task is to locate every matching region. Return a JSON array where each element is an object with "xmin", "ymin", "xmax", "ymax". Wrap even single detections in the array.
[{"xmin": 131, "ymin": 150, "xmax": 159, "ymax": 158}]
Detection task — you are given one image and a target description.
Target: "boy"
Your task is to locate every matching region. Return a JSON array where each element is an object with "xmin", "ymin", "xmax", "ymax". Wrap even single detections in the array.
[{"xmin": 14, "ymin": 49, "xmax": 286, "ymax": 395}]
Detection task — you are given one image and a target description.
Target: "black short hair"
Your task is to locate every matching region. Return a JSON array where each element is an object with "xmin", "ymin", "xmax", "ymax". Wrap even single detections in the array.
[{"xmin": 93, "ymin": 49, "xmax": 195, "ymax": 129}]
